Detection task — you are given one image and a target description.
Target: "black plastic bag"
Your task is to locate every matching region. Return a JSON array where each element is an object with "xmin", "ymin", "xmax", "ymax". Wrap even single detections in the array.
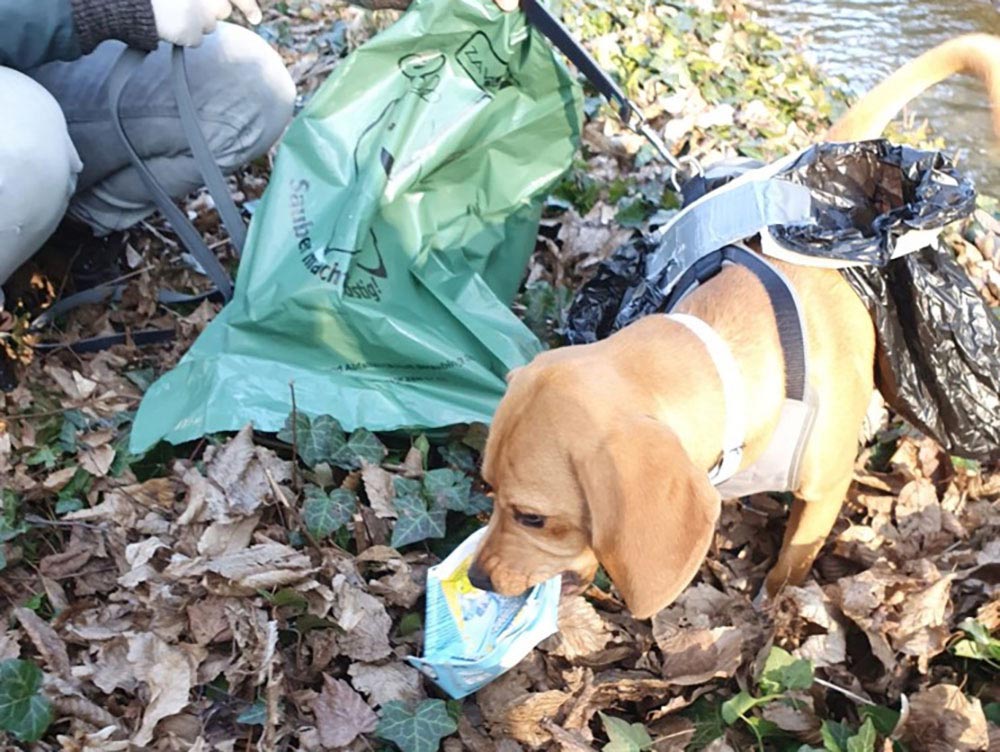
[
  {"xmin": 842, "ymin": 249, "xmax": 1000, "ymax": 463},
  {"xmin": 566, "ymin": 140, "xmax": 1000, "ymax": 462}
]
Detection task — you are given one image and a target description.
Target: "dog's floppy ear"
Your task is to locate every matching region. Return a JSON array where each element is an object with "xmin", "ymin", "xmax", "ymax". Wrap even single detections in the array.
[{"xmin": 578, "ymin": 416, "xmax": 721, "ymax": 619}]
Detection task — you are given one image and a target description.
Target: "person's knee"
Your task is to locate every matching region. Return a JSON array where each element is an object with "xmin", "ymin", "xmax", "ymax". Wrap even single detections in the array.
[
  {"xmin": 194, "ymin": 23, "xmax": 296, "ymax": 168},
  {"xmin": 0, "ymin": 68, "xmax": 81, "ymax": 284}
]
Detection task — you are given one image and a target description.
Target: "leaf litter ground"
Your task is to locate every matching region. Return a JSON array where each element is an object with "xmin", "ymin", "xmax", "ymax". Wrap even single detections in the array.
[{"xmin": 1, "ymin": 1, "xmax": 999, "ymax": 750}]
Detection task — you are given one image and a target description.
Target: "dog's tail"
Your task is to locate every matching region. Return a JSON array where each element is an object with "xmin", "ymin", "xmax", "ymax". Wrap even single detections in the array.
[{"xmin": 826, "ymin": 33, "xmax": 1000, "ymax": 141}]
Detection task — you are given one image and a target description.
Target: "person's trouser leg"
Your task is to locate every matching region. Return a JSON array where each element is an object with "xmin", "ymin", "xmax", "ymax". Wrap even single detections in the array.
[
  {"xmin": 0, "ymin": 68, "xmax": 83, "ymax": 296},
  {"xmin": 30, "ymin": 22, "xmax": 296, "ymax": 235}
]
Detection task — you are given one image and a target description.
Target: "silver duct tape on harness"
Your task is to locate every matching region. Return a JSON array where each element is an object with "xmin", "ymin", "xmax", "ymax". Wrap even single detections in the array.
[
  {"xmin": 615, "ymin": 162, "xmax": 815, "ymax": 330},
  {"xmin": 613, "ymin": 154, "xmax": 822, "ymax": 497}
]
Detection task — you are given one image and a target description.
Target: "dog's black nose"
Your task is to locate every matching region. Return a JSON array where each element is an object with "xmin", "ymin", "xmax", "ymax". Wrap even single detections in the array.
[{"xmin": 467, "ymin": 561, "xmax": 494, "ymax": 592}]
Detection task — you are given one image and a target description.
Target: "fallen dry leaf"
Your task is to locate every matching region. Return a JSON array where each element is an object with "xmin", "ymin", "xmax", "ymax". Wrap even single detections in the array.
[
  {"xmin": 330, "ymin": 575, "xmax": 393, "ymax": 662},
  {"xmin": 127, "ymin": 633, "xmax": 206, "ymax": 747},
  {"xmin": 165, "ymin": 542, "xmax": 314, "ymax": 591},
  {"xmin": 655, "ymin": 624, "xmax": 743, "ymax": 685},
  {"xmin": 552, "ymin": 596, "xmax": 612, "ymax": 660},
  {"xmin": 896, "ymin": 684, "xmax": 990, "ymax": 752},
  {"xmin": 78, "ymin": 443, "xmax": 115, "ymax": 477},
  {"xmin": 14, "ymin": 607, "xmax": 71, "ymax": 680},
  {"xmin": 348, "ymin": 661, "xmax": 425, "ymax": 707},
  {"xmin": 362, "ymin": 461, "xmax": 397, "ymax": 518},
  {"xmin": 312, "ymin": 676, "xmax": 378, "ymax": 748},
  {"xmin": 775, "ymin": 582, "xmax": 848, "ymax": 667}
]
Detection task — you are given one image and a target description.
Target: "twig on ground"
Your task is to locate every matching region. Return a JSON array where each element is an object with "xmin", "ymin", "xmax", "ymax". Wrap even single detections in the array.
[{"xmin": 814, "ymin": 677, "xmax": 877, "ymax": 706}]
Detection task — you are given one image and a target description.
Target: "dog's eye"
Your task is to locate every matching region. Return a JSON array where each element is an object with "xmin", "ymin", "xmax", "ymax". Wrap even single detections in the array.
[{"xmin": 515, "ymin": 511, "xmax": 546, "ymax": 529}]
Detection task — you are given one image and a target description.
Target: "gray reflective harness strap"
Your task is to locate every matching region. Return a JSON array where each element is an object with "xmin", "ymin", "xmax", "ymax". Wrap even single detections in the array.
[
  {"xmin": 30, "ymin": 46, "xmax": 246, "ymax": 352},
  {"xmin": 663, "ymin": 252, "xmax": 816, "ymax": 490}
]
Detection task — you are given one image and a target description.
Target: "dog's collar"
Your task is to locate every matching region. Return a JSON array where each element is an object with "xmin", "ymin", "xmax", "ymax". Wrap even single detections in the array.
[{"xmin": 664, "ymin": 313, "xmax": 746, "ymax": 484}]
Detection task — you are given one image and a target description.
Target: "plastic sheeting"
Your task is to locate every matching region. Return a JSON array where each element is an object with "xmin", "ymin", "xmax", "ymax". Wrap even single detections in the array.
[
  {"xmin": 129, "ymin": 0, "xmax": 582, "ymax": 452},
  {"xmin": 567, "ymin": 140, "xmax": 1000, "ymax": 462}
]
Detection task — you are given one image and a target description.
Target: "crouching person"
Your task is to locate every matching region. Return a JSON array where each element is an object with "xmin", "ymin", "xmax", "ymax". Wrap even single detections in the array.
[{"xmin": 0, "ymin": 0, "xmax": 296, "ymax": 307}]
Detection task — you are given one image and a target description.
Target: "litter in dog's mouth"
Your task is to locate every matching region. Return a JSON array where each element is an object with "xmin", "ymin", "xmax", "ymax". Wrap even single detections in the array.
[{"xmin": 408, "ymin": 528, "xmax": 562, "ymax": 698}]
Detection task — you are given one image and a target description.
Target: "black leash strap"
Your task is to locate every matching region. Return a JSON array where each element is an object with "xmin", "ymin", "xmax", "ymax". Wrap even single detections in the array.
[
  {"xmin": 520, "ymin": 0, "xmax": 692, "ymax": 180},
  {"xmin": 520, "ymin": 0, "xmax": 636, "ymax": 124},
  {"xmin": 169, "ymin": 46, "xmax": 248, "ymax": 255}
]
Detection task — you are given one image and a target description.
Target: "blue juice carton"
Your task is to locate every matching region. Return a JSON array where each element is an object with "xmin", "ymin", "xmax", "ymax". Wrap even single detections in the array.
[{"xmin": 407, "ymin": 527, "xmax": 561, "ymax": 699}]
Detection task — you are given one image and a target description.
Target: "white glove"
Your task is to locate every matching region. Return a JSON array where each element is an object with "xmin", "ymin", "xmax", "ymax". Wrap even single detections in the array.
[{"xmin": 151, "ymin": 0, "xmax": 264, "ymax": 47}]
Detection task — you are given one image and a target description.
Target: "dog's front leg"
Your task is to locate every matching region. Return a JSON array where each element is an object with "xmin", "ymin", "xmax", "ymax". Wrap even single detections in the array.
[{"xmin": 763, "ymin": 478, "xmax": 851, "ymax": 597}]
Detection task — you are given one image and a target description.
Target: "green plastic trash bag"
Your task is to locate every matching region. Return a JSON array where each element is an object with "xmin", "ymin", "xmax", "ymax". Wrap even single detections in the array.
[{"xmin": 129, "ymin": 0, "xmax": 582, "ymax": 453}]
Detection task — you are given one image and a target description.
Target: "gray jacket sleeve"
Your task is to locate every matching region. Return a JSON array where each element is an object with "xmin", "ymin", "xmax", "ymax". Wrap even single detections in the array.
[{"xmin": 0, "ymin": 0, "xmax": 158, "ymax": 71}]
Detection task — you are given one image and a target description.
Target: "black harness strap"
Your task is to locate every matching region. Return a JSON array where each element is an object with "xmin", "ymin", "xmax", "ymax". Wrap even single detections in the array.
[{"xmin": 664, "ymin": 244, "xmax": 807, "ymax": 402}]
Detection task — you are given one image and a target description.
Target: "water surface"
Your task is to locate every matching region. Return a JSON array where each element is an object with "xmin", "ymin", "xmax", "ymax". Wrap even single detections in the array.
[{"xmin": 747, "ymin": 0, "xmax": 1000, "ymax": 194}]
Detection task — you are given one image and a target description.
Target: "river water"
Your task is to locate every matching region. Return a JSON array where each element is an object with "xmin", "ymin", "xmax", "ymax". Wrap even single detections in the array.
[{"xmin": 747, "ymin": 0, "xmax": 1000, "ymax": 195}]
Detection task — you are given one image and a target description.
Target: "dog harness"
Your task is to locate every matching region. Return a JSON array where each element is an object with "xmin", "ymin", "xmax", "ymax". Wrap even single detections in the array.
[
  {"xmin": 642, "ymin": 153, "xmax": 822, "ymax": 497},
  {"xmin": 664, "ymin": 245, "xmax": 818, "ymax": 497}
]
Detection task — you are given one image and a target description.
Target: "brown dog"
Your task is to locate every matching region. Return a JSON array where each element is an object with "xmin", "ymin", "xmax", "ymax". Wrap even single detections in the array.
[{"xmin": 468, "ymin": 34, "xmax": 1000, "ymax": 619}]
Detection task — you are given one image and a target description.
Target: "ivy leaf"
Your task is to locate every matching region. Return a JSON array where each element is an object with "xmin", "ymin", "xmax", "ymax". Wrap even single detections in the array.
[
  {"xmin": 984, "ymin": 702, "xmax": 1000, "ymax": 726},
  {"xmin": 759, "ymin": 646, "xmax": 814, "ymax": 694},
  {"xmin": 0, "ymin": 518, "xmax": 25, "ymax": 545},
  {"xmin": 616, "ymin": 196, "xmax": 654, "ymax": 229},
  {"xmin": 25, "ymin": 446, "xmax": 60, "ymax": 470},
  {"xmin": 59, "ymin": 415, "xmax": 81, "ymax": 453},
  {"xmin": 332, "ymin": 428, "xmax": 387, "ymax": 470},
  {"xmin": 422, "ymin": 469, "xmax": 474, "ymax": 513},
  {"xmin": 277, "ymin": 411, "xmax": 310, "ymax": 445},
  {"xmin": 0, "ymin": 659, "xmax": 54, "ymax": 743},
  {"xmin": 279, "ymin": 413, "xmax": 346, "ymax": 468},
  {"xmin": 125, "ymin": 367, "xmax": 156, "ymax": 391},
  {"xmin": 302, "ymin": 486, "xmax": 357, "ymax": 539},
  {"xmin": 438, "ymin": 443, "xmax": 477, "ymax": 473},
  {"xmin": 820, "ymin": 719, "xmax": 854, "ymax": 752},
  {"xmin": 54, "ymin": 499, "xmax": 84, "ymax": 516},
  {"xmin": 236, "ymin": 699, "xmax": 266, "ymax": 726},
  {"xmin": 391, "ymin": 478, "xmax": 447, "ymax": 548},
  {"xmin": 600, "ymin": 711, "xmax": 652, "ymax": 752},
  {"xmin": 304, "ymin": 415, "xmax": 346, "ymax": 468},
  {"xmin": 858, "ymin": 705, "xmax": 899, "ymax": 737},
  {"xmin": 845, "ymin": 718, "xmax": 877, "ymax": 752},
  {"xmin": 466, "ymin": 491, "xmax": 493, "ymax": 515},
  {"xmin": 376, "ymin": 699, "xmax": 457, "ymax": 752},
  {"xmin": 56, "ymin": 469, "xmax": 92, "ymax": 505}
]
